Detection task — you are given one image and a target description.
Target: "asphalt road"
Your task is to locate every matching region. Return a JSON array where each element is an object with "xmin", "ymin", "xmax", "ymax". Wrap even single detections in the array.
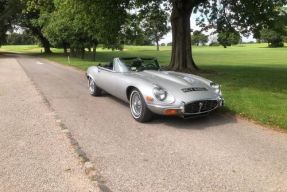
[
  {"xmin": 0, "ymin": 55, "xmax": 98, "ymax": 192},
  {"xmin": 15, "ymin": 54, "xmax": 287, "ymax": 192}
]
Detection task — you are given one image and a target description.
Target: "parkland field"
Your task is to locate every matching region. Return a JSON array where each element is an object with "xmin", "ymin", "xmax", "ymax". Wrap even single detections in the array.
[{"xmin": 1, "ymin": 44, "xmax": 286, "ymax": 130}]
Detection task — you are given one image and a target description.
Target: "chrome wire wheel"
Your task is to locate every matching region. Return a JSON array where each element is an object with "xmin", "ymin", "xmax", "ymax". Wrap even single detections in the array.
[
  {"xmin": 88, "ymin": 77, "xmax": 102, "ymax": 96},
  {"xmin": 130, "ymin": 91, "xmax": 143, "ymax": 118},
  {"xmin": 129, "ymin": 89, "xmax": 153, "ymax": 122},
  {"xmin": 89, "ymin": 78, "xmax": 95, "ymax": 94}
]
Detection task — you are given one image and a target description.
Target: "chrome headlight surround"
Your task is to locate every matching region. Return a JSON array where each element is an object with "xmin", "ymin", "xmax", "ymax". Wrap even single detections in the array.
[
  {"xmin": 210, "ymin": 82, "xmax": 222, "ymax": 95},
  {"xmin": 153, "ymin": 87, "xmax": 167, "ymax": 101},
  {"xmin": 210, "ymin": 82, "xmax": 220, "ymax": 89}
]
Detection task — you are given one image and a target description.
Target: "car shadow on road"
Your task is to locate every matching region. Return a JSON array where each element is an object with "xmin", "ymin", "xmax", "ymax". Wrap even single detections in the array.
[{"xmin": 148, "ymin": 112, "xmax": 238, "ymax": 130}]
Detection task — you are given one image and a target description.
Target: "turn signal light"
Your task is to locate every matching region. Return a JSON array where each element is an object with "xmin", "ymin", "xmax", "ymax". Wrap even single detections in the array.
[
  {"xmin": 146, "ymin": 96, "xmax": 154, "ymax": 103},
  {"xmin": 164, "ymin": 109, "xmax": 178, "ymax": 116}
]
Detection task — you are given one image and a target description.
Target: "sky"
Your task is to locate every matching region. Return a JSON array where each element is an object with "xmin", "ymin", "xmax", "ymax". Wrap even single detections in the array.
[{"xmin": 160, "ymin": 15, "xmax": 256, "ymax": 44}]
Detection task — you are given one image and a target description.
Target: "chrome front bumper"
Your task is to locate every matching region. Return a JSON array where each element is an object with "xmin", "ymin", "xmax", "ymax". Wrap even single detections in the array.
[{"xmin": 147, "ymin": 97, "xmax": 224, "ymax": 117}]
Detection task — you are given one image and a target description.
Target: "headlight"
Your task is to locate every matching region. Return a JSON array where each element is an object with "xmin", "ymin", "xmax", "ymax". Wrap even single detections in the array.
[
  {"xmin": 210, "ymin": 82, "xmax": 222, "ymax": 95},
  {"xmin": 210, "ymin": 82, "xmax": 220, "ymax": 89},
  {"xmin": 153, "ymin": 87, "xmax": 167, "ymax": 101}
]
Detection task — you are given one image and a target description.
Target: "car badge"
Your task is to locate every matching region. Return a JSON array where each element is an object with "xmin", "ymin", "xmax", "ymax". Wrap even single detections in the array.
[
  {"xmin": 199, "ymin": 102, "xmax": 203, "ymax": 112},
  {"xmin": 181, "ymin": 87, "xmax": 208, "ymax": 93}
]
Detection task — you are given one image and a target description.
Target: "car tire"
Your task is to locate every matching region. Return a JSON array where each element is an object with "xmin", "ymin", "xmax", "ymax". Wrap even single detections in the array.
[
  {"xmin": 130, "ymin": 89, "xmax": 153, "ymax": 122},
  {"xmin": 88, "ymin": 77, "xmax": 102, "ymax": 96}
]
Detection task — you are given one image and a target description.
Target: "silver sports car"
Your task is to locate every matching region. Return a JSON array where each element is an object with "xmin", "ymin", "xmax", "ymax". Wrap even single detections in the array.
[{"xmin": 86, "ymin": 57, "xmax": 224, "ymax": 122}]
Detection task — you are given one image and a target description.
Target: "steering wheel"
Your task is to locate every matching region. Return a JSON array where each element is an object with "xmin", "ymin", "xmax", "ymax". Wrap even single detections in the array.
[
  {"xmin": 132, "ymin": 60, "xmax": 142, "ymax": 67},
  {"xmin": 144, "ymin": 63, "xmax": 157, "ymax": 69}
]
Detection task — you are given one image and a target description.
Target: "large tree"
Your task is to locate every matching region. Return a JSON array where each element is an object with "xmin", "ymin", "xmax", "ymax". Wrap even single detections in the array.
[
  {"xmin": 139, "ymin": 2, "xmax": 170, "ymax": 51},
  {"xmin": 192, "ymin": 30, "xmax": 208, "ymax": 46},
  {"xmin": 136, "ymin": 0, "xmax": 287, "ymax": 72},
  {"xmin": 18, "ymin": 0, "xmax": 54, "ymax": 53},
  {"xmin": 44, "ymin": 0, "xmax": 91, "ymax": 57},
  {"xmin": 0, "ymin": 0, "xmax": 20, "ymax": 46},
  {"xmin": 259, "ymin": 7, "xmax": 287, "ymax": 47},
  {"xmin": 122, "ymin": 14, "xmax": 153, "ymax": 45},
  {"xmin": 2, "ymin": 0, "xmax": 287, "ymax": 72},
  {"xmin": 218, "ymin": 30, "xmax": 241, "ymax": 48},
  {"xmin": 260, "ymin": 28, "xmax": 285, "ymax": 47}
]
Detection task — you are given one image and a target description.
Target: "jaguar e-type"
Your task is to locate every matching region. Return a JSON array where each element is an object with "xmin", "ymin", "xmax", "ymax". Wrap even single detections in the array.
[{"xmin": 86, "ymin": 57, "xmax": 224, "ymax": 122}]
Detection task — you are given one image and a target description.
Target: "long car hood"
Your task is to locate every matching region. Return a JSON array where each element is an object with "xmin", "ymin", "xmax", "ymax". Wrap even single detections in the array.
[
  {"xmin": 126, "ymin": 70, "xmax": 219, "ymax": 102},
  {"xmin": 129, "ymin": 70, "xmax": 210, "ymax": 90}
]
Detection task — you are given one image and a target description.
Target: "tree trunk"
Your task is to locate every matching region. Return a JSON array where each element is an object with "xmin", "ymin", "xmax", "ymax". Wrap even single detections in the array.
[
  {"xmin": 81, "ymin": 48, "xmax": 85, "ymax": 59},
  {"xmin": 27, "ymin": 25, "xmax": 52, "ymax": 54},
  {"xmin": 37, "ymin": 33, "xmax": 52, "ymax": 54},
  {"xmin": 92, "ymin": 44, "xmax": 97, "ymax": 61},
  {"xmin": 70, "ymin": 47, "xmax": 75, "ymax": 56},
  {"xmin": 156, "ymin": 40, "xmax": 160, "ymax": 51},
  {"xmin": 76, "ymin": 48, "xmax": 80, "ymax": 57},
  {"xmin": 63, "ymin": 43, "xmax": 68, "ymax": 55},
  {"xmin": 169, "ymin": 1, "xmax": 198, "ymax": 73}
]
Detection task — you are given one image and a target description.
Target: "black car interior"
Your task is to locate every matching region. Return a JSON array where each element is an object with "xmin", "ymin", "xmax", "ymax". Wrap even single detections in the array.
[{"xmin": 99, "ymin": 62, "xmax": 113, "ymax": 70}]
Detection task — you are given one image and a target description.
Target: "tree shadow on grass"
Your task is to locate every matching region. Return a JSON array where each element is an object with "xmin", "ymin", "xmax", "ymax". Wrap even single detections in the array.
[{"xmin": 200, "ymin": 64, "xmax": 287, "ymax": 93}]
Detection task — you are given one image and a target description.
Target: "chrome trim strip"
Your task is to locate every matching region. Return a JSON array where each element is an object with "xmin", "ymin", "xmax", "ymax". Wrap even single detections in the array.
[{"xmin": 98, "ymin": 67, "xmax": 114, "ymax": 72}]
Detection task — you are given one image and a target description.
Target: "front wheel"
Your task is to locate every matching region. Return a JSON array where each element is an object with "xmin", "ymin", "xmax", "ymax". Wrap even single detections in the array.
[
  {"xmin": 88, "ymin": 77, "xmax": 102, "ymax": 96},
  {"xmin": 130, "ymin": 89, "xmax": 153, "ymax": 122}
]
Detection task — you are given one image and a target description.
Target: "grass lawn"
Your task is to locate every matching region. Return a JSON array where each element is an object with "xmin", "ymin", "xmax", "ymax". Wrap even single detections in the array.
[{"xmin": 1, "ymin": 44, "xmax": 287, "ymax": 129}]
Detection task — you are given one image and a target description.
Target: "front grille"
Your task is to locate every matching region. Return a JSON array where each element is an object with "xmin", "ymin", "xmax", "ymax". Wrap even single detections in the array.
[{"xmin": 184, "ymin": 100, "xmax": 218, "ymax": 114}]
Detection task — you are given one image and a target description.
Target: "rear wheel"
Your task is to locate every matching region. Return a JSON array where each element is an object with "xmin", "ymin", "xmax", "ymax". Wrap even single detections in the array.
[
  {"xmin": 130, "ymin": 89, "xmax": 153, "ymax": 122},
  {"xmin": 88, "ymin": 77, "xmax": 102, "ymax": 96}
]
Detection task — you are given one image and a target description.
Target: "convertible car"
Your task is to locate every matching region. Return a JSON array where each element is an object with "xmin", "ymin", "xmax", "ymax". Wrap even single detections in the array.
[{"xmin": 86, "ymin": 57, "xmax": 224, "ymax": 122}]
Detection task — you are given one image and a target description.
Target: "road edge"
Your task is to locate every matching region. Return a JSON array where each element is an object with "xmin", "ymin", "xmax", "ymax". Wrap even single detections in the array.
[{"xmin": 15, "ymin": 56, "xmax": 102, "ymax": 188}]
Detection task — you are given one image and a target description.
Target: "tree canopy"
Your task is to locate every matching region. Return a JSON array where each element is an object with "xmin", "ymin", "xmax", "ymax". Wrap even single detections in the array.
[
  {"xmin": 218, "ymin": 31, "xmax": 241, "ymax": 48},
  {"xmin": 192, "ymin": 31, "xmax": 208, "ymax": 46},
  {"xmin": 139, "ymin": 2, "xmax": 170, "ymax": 51},
  {"xmin": 1, "ymin": 0, "xmax": 286, "ymax": 72},
  {"xmin": 0, "ymin": 0, "xmax": 20, "ymax": 46}
]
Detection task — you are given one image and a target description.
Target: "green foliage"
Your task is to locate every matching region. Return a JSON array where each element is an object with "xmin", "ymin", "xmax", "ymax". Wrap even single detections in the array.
[
  {"xmin": 209, "ymin": 42, "xmax": 220, "ymax": 46},
  {"xmin": 122, "ymin": 14, "xmax": 153, "ymax": 46},
  {"xmin": 136, "ymin": 0, "xmax": 287, "ymax": 69},
  {"xmin": 44, "ymin": 0, "xmax": 128, "ymax": 56},
  {"xmin": 259, "ymin": 8, "xmax": 287, "ymax": 47},
  {"xmin": 44, "ymin": 0, "xmax": 90, "ymax": 55},
  {"xmin": 6, "ymin": 32, "xmax": 37, "ymax": 45},
  {"xmin": 1, "ymin": 0, "xmax": 287, "ymax": 70},
  {"xmin": 218, "ymin": 31, "xmax": 241, "ymax": 48},
  {"xmin": 18, "ymin": 0, "xmax": 54, "ymax": 53},
  {"xmin": 260, "ymin": 28, "xmax": 284, "ymax": 47},
  {"xmin": 139, "ymin": 2, "xmax": 170, "ymax": 50},
  {"xmin": 192, "ymin": 31, "xmax": 208, "ymax": 46},
  {"xmin": 195, "ymin": 0, "xmax": 287, "ymax": 39},
  {"xmin": 0, "ymin": 0, "xmax": 21, "ymax": 46}
]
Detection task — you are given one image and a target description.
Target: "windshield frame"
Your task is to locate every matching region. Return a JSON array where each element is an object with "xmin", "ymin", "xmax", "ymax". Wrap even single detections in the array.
[{"xmin": 116, "ymin": 57, "xmax": 160, "ymax": 72}]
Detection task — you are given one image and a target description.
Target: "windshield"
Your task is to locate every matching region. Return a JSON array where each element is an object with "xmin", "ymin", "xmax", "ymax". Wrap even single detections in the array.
[{"xmin": 119, "ymin": 57, "xmax": 160, "ymax": 72}]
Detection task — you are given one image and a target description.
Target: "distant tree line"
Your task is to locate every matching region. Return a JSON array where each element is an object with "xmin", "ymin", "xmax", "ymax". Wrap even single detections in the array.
[
  {"xmin": 191, "ymin": 30, "xmax": 241, "ymax": 48},
  {"xmin": 5, "ymin": 32, "xmax": 37, "ymax": 45},
  {"xmin": 191, "ymin": 28, "xmax": 286, "ymax": 48}
]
